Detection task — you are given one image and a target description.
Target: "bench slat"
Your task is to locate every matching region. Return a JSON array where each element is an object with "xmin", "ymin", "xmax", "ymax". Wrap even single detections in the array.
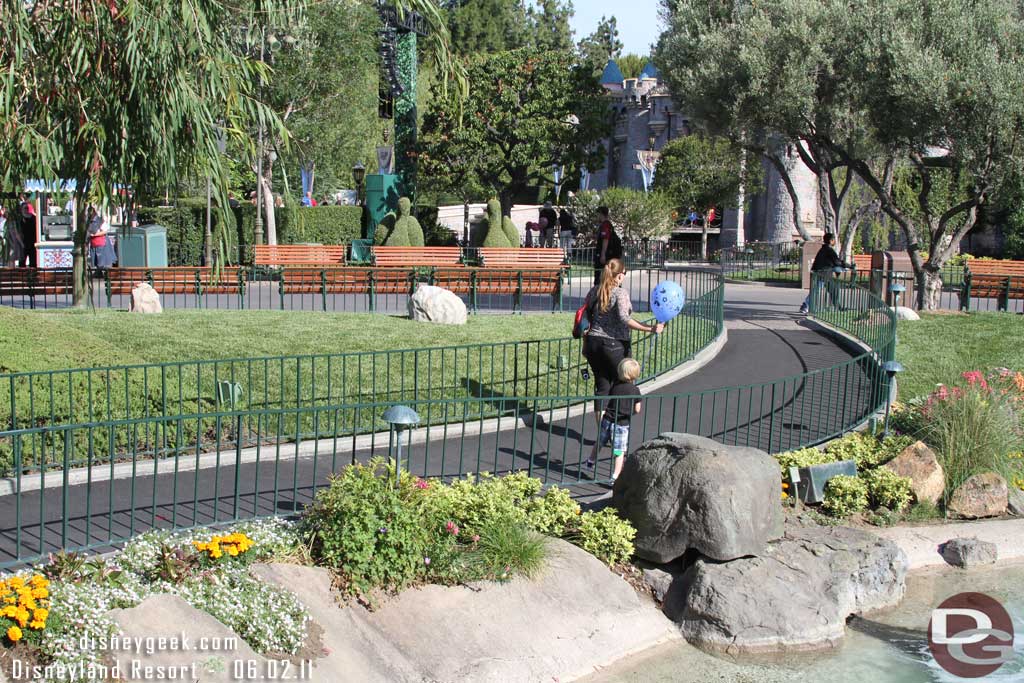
[
  {"xmin": 479, "ymin": 248, "xmax": 565, "ymax": 269},
  {"xmin": 372, "ymin": 246, "xmax": 462, "ymax": 268},
  {"xmin": 254, "ymin": 244, "xmax": 347, "ymax": 267}
]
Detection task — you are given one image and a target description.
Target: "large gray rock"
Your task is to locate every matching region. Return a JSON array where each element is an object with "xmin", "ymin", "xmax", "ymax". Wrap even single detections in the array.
[
  {"xmin": 613, "ymin": 433, "xmax": 783, "ymax": 563},
  {"xmin": 252, "ymin": 539, "xmax": 677, "ymax": 683},
  {"xmin": 107, "ymin": 594, "xmax": 267, "ymax": 682},
  {"xmin": 1008, "ymin": 486, "xmax": 1024, "ymax": 517},
  {"xmin": 894, "ymin": 306, "xmax": 920, "ymax": 321},
  {"xmin": 941, "ymin": 537, "xmax": 998, "ymax": 568},
  {"xmin": 664, "ymin": 526, "xmax": 908, "ymax": 654},
  {"xmin": 948, "ymin": 472, "xmax": 1009, "ymax": 519},
  {"xmin": 883, "ymin": 441, "xmax": 945, "ymax": 506},
  {"xmin": 408, "ymin": 284, "xmax": 467, "ymax": 325}
]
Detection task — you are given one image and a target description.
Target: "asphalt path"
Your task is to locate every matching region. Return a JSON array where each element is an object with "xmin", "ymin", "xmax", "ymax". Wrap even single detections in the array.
[{"xmin": 0, "ymin": 285, "xmax": 878, "ymax": 566}]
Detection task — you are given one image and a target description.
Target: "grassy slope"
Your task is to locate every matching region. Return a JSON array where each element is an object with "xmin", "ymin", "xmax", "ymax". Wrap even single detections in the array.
[
  {"xmin": 0, "ymin": 308, "xmax": 573, "ymax": 373},
  {"xmin": 896, "ymin": 312, "xmax": 1024, "ymax": 399}
]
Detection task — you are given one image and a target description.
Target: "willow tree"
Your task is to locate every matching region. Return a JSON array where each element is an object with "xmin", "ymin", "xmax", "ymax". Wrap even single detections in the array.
[{"xmin": 0, "ymin": 0, "xmax": 287, "ymax": 306}]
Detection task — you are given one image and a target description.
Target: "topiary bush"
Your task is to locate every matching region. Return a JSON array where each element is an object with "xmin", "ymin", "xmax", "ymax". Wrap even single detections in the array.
[
  {"xmin": 481, "ymin": 199, "xmax": 511, "ymax": 247},
  {"xmin": 501, "ymin": 215, "xmax": 520, "ymax": 247},
  {"xmin": 576, "ymin": 508, "xmax": 636, "ymax": 566},
  {"xmin": 863, "ymin": 468, "xmax": 914, "ymax": 511},
  {"xmin": 822, "ymin": 474, "xmax": 869, "ymax": 517},
  {"xmin": 395, "ymin": 197, "xmax": 424, "ymax": 247}
]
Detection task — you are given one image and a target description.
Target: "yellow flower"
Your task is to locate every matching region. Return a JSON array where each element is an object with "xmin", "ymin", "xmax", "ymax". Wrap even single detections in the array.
[
  {"xmin": 28, "ymin": 620, "xmax": 45, "ymax": 630},
  {"xmin": 3, "ymin": 595, "xmax": 15, "ymax": 605},
  {"xmin": 29, "ymin": 575, "xmax": 47, "ymax": 589},
  {"xmin": 8, "ymin": 577, "xmax": 24, "ymax": 589},
  {"xmin": 30, "ymin": 587, "xmax": 47, "ymax": 600},
  {"xmin": 0, "ymin": 581, "xmax": 8, "ymax": 594},
  {"xmin": 227, "ymin": 547, "xmax": 238, "ymax": 557},
  {"xmin": 2, "ymin": 606, "xmax": 16, "ymax": 618},
  {"xmin": 7, "ymin": 626, "xmax": 22, "ymax": 642},
  {"xmin": 32, "ymin": 608, "xmax": 47, "ymax": 622}
]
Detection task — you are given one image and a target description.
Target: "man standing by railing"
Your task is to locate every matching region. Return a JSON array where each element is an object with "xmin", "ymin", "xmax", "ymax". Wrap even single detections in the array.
[{"xmin": 800, "ymin": 232, "xmax": 850, "ymax": 314}]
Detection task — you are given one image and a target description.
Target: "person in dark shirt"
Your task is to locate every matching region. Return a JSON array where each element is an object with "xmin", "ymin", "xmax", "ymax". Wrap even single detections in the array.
[
  {"xmin": 539, "ymin": 202, "xmax": 558, "ymax": 247},
  {"xmin": 800, "ymin": 233, "xmax": 850, "ymax": 313},
  {"xmin": 585, "ymin": 358, "xmax": 642, "ymax": 484}
]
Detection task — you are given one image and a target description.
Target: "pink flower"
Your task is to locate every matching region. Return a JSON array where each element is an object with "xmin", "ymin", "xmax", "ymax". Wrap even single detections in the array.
[
  {"xmin": 424, "ymin": 556, "xmax": 431, "ymax": 566},
  {"xmin": 445, "ymin": 521, "xmax": 459, "ymax": 536},
  {"xmin": 471, "ymin": 534, "xmax": 480, "ymax": 543},
  {"xmin": 414, "ymin": 479, "xmax": 430, "ymax": 490},
  {"xmin": 961, "ymin": 370, "xmax": 988, "ymax": 390}
]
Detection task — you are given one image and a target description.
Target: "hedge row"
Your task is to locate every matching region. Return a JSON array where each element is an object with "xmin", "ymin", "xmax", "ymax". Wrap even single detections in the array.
[{"xmin": 138, "ymin": 202, "xmax": 364, "ymax": 266}]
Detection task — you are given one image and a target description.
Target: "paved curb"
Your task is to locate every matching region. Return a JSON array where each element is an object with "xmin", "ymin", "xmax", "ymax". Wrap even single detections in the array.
[
  {"xmin": 0, "ymin": 329, "xmax": 728, "ymax": 495},
  {"xmin": 872, "ymin": 517, "xmax": 1024, "ymax": 569}
]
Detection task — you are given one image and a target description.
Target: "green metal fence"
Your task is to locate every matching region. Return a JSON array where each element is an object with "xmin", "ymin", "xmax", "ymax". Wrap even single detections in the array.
[{"xmin": 0, "ymin": 270, "xmax": 898, "ymax": 568}]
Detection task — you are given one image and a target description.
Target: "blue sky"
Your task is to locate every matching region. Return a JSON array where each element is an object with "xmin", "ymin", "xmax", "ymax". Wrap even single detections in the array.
[{"xmin": 568, "ymin": 0, "xmax": 663, "ymax": 57}]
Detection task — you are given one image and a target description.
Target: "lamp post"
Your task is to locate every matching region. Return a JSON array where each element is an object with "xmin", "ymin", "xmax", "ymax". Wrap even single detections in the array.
[
  {"xmin": 382, "ymin": 404, "xmax": 420, "ymax": 486},
  {"xmin": 352, "ymin": 162, "xmax": 366, "ymax": 206},
  {"xmin": 253, "ymin": 29, "xmax": 266, "ymax": 246},
  {"xmin": 881, "ymin": 360, "xmax": 904, "ymax": 439},
  {"xmin": 889, "ymin": 282, "xmax": 906, "ymax": 309}
]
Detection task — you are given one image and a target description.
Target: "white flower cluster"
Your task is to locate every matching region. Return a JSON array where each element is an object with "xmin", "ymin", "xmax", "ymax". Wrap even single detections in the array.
[{"xmin": 31, "ymin": 518, "xmax": 308, "ymax": 672}]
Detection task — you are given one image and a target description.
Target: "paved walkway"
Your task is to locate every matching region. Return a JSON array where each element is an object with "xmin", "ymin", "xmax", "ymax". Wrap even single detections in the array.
[{"xmin": 0, "ymin": 284, "xmax": 876, "ymax": 565}]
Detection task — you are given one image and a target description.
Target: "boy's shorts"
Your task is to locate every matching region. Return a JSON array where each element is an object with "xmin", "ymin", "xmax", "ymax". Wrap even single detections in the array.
[{"xmin": 598, "ymin": 417, "xmax": 630, "ymax": 457}]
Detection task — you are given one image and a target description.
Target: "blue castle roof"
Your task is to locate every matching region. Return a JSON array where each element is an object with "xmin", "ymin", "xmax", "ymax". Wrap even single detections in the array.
[
  {"xmin": 640, "ymin": 61, "xmax": 660, "ymax": 80},
  {"xmin": 600, "ymin": 60, "xmax": 625, "ymax": 84}
]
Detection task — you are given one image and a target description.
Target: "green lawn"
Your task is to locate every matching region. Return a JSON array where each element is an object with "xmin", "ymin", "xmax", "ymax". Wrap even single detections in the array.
[
  {"xmin": 0, "ymin": 307, "xmax": 573, "ymax": 373},
  {"xmin": 896, "ymin": 312, "xmax": 1024, "ymax": 399}
]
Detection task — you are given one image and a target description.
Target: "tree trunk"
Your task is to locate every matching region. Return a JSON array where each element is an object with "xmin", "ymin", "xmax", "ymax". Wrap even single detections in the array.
[
  {"xmin": 70, "ymin": 185, "xmax": 90, "ymax": 308},
  {"xmin": 499, "ymin": 190, "xmax": 515, "ymax": 218},
  {"xmin": 918, "ymin": 268, "xmax": 943, "ymax": 311},
  {"xmin": 462, "ymin": 200, "xmax": 470, "ymax": 246},
  {"xmin": 261, "ymin": 157, "xmax": 277, "ymax": 245},
  {"xmin": 701, "ymin": 224, "xmax": 708, "ymax": 260}
]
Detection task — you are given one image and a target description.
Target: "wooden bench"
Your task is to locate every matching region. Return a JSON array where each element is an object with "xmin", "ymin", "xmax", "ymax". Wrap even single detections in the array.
[
  {"xmin": 851, "ymin": 254, "xmax": 873, "ymax": 272},
  {"xmin": 433, "ymin": 266, "xmax": 565, "ymax": 312},
  {"xmin": 0, "ymin": 268, "xmax": 73, "ymax": 306},
  {"xmin": 371, "ymin": 246, "xmax": 463, "ymax": 268},
  {"xmin": 961, "ymin": 260, "xmax": 1024, "ymax": 311},
  {"xmin": 253, "ymin": 244, "xmax": 347, "ymax": 267},
  {"xmin": 478, "ymin": 248, "xmax": 565, "ymax": 269},
  {"xmin": 104, "ymin": 267, "xmax": 246, "ymax": 305},
  {"xmin": 277, "ymin": 268, "xmax": 415, "ymax": 310}
]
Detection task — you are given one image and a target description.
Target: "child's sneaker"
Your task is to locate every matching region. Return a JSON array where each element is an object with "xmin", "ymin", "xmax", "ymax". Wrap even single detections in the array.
[
  {"xmin": 798, "ymin": 303, "xmax": 808, "ymax": 314},
  {"xmin": 585, "ymin": 458, "xmax": 594, "ymax": 469}
]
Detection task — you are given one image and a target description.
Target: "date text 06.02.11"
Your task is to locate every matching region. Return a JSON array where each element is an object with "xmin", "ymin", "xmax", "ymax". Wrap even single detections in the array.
[{"xmin": 232, "ymin": 658, "xmax": 313, "ymax": 680}]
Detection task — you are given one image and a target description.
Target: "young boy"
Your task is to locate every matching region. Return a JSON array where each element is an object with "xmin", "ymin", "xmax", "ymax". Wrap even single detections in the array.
[{"xmin": 586, "ymin": 358, "xmax": 642, "ymax": 484}]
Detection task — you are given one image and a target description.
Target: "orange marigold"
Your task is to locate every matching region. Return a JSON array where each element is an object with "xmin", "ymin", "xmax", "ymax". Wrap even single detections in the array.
[{"xmin": 6, "ymin": 626, "xmax": 22, "ymax": 642}]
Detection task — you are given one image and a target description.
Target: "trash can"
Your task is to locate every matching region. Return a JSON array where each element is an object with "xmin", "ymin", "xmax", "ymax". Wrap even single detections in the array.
[{"xmin": 118, "ymin": 224, "xmax": 168, "ymax": 267}]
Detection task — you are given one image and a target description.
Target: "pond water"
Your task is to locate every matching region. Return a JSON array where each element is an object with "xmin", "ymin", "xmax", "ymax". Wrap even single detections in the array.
[{"xmin": 581, "ymin": 562, "xmax": 1024, "ymax": 683}]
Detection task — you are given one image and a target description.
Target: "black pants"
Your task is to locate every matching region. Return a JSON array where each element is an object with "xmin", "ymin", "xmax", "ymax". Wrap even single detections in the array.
[
  {"xmin": 583, "ymin": 335, "xmax": 629, "ymax": 412},
  {"xmin": 20, "ymin": 221, "xmax": 35, "ymax": 267}
]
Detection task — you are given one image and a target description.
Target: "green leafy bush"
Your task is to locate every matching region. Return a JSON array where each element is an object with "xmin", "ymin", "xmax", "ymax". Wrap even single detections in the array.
[
  {"xmin": 304, "ymin": 459, "xmax": 434, "ymax": 596},
  {"xmin": 430, "ymin": 471, "xmax": 539, "ymax": 537},
  {"xmin": 822, "ymin": 474, "xmax": 869, "ymax": 518},
  {"xmin": 523, "ymin": 487, "xmax": 581, "ymax": 536},
  {"xmin": 396, "ymin": 197, "xmax": 424, "ymax": 247},
  {"xmin": 576, "ymin": 508, "xmax": 636, "ymax": 566},
  {"xmin": 774, "ymin": 447, "xmax": 833, "ymax": 473},
  {"xmin": 863, "ymin": 468, "xmax": 914, "ymax": 511}
]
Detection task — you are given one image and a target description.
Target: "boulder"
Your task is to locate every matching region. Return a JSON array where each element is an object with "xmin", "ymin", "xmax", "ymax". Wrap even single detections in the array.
[
  {"xmin": 947, "ymin": 472, "xmax": 1009, "ymax": 519},
  {"xmin": 130, "ymin": 282, "xmax": 162, "ymax": 314},
  {"xmin": 883, "ymin": 441, "xmax": 945, "ymax": 506},
  {"xmin": 941, "ymin": 537, "xmax": 998, "ymax": 568},
  {"xmin": 1008, "ymin": 486, "xmax": 1024, "ymax": 517},
  {"xmin": 613, "ymin": 432, "xmax": 783, "ymax": 563},
  {"xmin": 894, "ymin": 306, "xmax": 920, "ymax": 321},
  {"xmin": 664, "ymin": 526, "xmax": 908, "ymax": 654},
  {"xmin": 641, "ymin": 567, "xmax": 677, "ymax": 604},
  {"xmin": 407, "ymin": 284, "xmax": 467, "ymax": 325},
  {"xmin": 107, "ymin": 594, "xmax": 266, "ymax": 682}
]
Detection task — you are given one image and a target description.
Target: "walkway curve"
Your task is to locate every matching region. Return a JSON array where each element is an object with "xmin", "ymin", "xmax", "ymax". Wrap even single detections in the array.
[{"xmin": 0, "ymin": 283, "xmax": 887, "ymax": 567}]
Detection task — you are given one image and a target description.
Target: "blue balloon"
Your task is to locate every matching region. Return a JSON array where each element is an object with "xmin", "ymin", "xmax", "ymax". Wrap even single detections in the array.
[{"xmin": 650, "ymin": 280, "xmax": 686, "ymax": 323}]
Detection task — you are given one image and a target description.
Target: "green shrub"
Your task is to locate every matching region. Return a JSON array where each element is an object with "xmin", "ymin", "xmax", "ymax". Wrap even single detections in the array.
[
  {"xmin": 395, "ymin": 197, "xmax": 424, "ymax": 247},
  {"xmin": 822, "ymin": 475, "xmax": 869, "ymax": 518},
  {"xmin": 429, "ymin": 472, "xmax": 539, "ymax": 538},
  {"xmin": 863, "ymin": 468, "xmax": 914, "ymax": 511},
  {"xmin": 501, "ymin": 215, "xmax": 520, "ymax": 248},
  {"xmin": 523, "ymin": 486, "xmax": 581, "ymax": 536},
  {"xmin": 904, "ymin": 499, "xmax": 941, "ymax": 521},
  {"xmin": 576, "ymin": 508, "xmax": 636, "ymax": 566},
  {"xmin": 774, "ymin": 447, "xmax": 834, "ymax": 474},
  {"xmin": 825, "ymin": 433, "xmax": 884, "ymax": 469},
  {"xmin": 482, "ymin": 199, "xmax": 511, "ymax": 247},
  {"xmin": 303, "ymin": 459, "xmax": 434, "ymax": 596},
  {"xmin": 919, "ymin": 383, "xmax": 1024, "ymax": 495}
]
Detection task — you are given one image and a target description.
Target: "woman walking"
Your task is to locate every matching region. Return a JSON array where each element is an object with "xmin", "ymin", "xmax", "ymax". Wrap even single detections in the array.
[{"xmin": 582, "ymin": 258, "xmax": 663, "ymax": 427}]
